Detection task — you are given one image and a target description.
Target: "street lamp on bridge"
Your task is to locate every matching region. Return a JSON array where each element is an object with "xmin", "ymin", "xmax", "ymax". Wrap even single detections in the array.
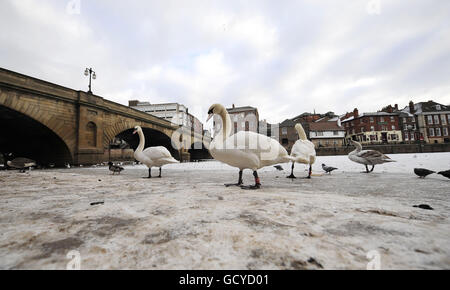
[{"xmin": 84, "ymin": 68, "xmax": 97, "ymax": 94}]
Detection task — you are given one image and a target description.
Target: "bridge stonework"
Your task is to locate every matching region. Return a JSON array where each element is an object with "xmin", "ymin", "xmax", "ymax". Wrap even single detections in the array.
[{"xmin": 0, "ymin": 68, "xmax": 197, "ymax": 165}]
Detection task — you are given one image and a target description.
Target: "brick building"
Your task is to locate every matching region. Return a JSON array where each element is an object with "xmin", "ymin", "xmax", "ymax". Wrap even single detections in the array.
[
  {"xmin": 226, "ymin": 104, "xmax": 259, "ymax": 134},
  {"xmin": 341, "ymin": 108, "xmax": 403, "ymax": 144},
  {"xmin": 279, "ymin": 119, "xmax": 298, "ymax": 153},
  {"xmin": 309, "ymin": 117, "xmax": 346, "ymax": 148},
  {"xmin": 403, "ymin": 101, "xmax": 450, "ymax": 144}
]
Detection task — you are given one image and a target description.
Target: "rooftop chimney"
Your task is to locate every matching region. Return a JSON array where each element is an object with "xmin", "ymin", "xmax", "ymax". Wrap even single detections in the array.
[
  {"xmin": 353, "ymin": 108, "xmax": 359, "ymax": 118},
  {"xmin": 232, "ymin": 104, "xmax": 235, "ymax": 109},
  {"xmin": 409, "ymin": 101, "xmax": 415, "ymax": 113},
  {"xmin": 394, "ymin": 104, "xmax": 398, "ymax": 111},
  {"xmin": 128, "ymin": 100, "xmax": 139, "ymax": 107}
]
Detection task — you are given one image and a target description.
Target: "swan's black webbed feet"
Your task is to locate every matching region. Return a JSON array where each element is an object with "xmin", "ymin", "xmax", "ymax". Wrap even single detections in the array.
[
  {"xmin": 240, "ymin": 171, "xmax": 261, "ymax": 189},
  {"xmin": 225, "ymin": 183, "xmax": 242, "ymax": 187},
  {"xmin": 286, "ymin": 174, "xmax": 296, "ymax": 179},
  {"xmin": 240, "ymin": 184, "xmax": 261, "ymax": 190},
  {"xmin": 225, "ymin": 170, "xmax": 243, "ymax": 187}
]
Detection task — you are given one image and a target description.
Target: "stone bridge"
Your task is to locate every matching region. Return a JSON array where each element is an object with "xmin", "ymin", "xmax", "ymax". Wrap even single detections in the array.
[{"xmin": 0, "ymin": 68, "xmax": 206, "ymax": 166}]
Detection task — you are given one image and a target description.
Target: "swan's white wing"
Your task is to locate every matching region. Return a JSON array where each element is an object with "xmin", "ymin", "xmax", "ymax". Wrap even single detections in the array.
[
  {"xmin": 143, "ymin": 146, "xmax": 174, "ymax": 160},
  {"xmin": 211, "ymin": 131, "xmax": 291, "ymax": 170}
]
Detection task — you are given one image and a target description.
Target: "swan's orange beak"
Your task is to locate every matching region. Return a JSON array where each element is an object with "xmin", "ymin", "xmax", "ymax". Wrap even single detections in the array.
[{"xmin": 133, "ymin": 130, "xmax": 137, "ymax": 135}]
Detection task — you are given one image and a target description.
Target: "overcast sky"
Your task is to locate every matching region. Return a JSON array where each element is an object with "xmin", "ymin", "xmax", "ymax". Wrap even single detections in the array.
[{"xmin": 1, "ymin": 0, "xmax": 449, "ymax": 126}]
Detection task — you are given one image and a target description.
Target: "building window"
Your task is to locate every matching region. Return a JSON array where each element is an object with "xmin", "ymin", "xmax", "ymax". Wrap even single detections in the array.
[
  {"xmin": 360, "ymin": 119, "xmax": 364, "ymax": 124},
  {"xmin": 370, "ymin": 126, "xmax": 375, "ymax": 132},
  {"xmin": 282, "ymin": 138, "xmax": 288, "ymax": 145},
  {"xmin": 370, "ymin": 117, "xmax": 374, "ymax": 123},
  {"xmin": 410, "ymin": 133, "xmax": 415, "ymax": 140},
  {"xmin": 245, "ymin": 121, "xmax": 250, "ymax": 131},
  {"xmin": 436, "ymin": 128, "xmax": 441, "ymax": 136},
  {"xmin": 429, "ymin": 128, "xmax": 435, "ymax": 137},
  {"xmin": 333, "ymin": 131, "xmax": 339, "ymax": 136},
  {"xmin": 436, "ymin": 105, "xmax": 441, "ymax": 110},
  {"xmin": 404, "ymin": 133, "xmax": 409, "ymax": 140},
  {"xmin": 428, "ymin": 115, "xmax": 433, "ymax": 124},
  {"xmin": 441, "ymin": 115, "xmax": 447, "ymax": 125},
  {"xmin": 434, "ymin": 115, "xmax": 440, "ymax": 124},
  {"xmin": 317, "ymin": 131, "xmax": 324, "ymax": 136},
  {"xmin": 390, "ymin": 116, "xmax": 395, "ymax": 122},
  {"xmin": 403, "ymin": 117, "xmax": 407, "ymax": 123},
  {"xmin": 380, "ymin": 116, "xmax": 384, "ymax": 122},
  {"xmin": 391, "ymin": 134, "xmax": 397, "ymax": 140},
  {"xmin": 282, "ymin": 127, "xmax": 287, "ymax": 135},
  {"xmin": 392, "ymin": 125, "xmax": 396, "ymax": 130},
  {"xmin": 361, "ymin": 127, "xmax": 364, "ymax": 133},
  {"xmin": 412, "ymin": 117, "xmax": 415, "ymax": 122},
  {"xmin": 443, "ymin": 127, "xmax": 448, "ymax": 136}
]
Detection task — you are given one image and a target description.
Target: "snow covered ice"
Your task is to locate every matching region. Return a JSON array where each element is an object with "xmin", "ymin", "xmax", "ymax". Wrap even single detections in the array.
[{"xmin": 0, "ymin": 153, "xmax": 449, "ymax": 269}]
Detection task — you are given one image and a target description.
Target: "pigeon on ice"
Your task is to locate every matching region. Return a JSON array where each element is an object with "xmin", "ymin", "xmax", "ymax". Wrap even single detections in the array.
[
  {"xmin": 321, "ymin": 164, "xmax": 338, "ymax": 174},
  {"xmin": 414, "ymin": 168, "xmax": 435, "ymax": 178},
  {"xmin": 108, "ymin": 162, "xmax": 124, "ymax": 175},
  {"xmin": 436, "ymin": 170, "xmax": 450, "ymax": 179}
]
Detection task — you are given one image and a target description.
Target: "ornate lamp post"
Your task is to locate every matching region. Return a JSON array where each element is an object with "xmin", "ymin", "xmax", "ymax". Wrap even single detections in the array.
[{"xmin": 84, "ymin": 68, "xmax": 96, "ymax": 94}]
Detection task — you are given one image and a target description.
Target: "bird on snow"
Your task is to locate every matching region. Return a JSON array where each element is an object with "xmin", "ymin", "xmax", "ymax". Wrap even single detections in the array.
[
  {"xmin": 414, "ymin": 168, "xmax": 435, "ymax": 178},
  {"xmin": 108, "ymin": 162, "xmax": 124, "ymax": 175},
  {"xmin": 287, "ymin": 123, "xmax": 316, "ymax": 179},
  {"xmin": 348, "ymin": 140, "xmax": 395, "ymax": 173},
  {"xmin": 322, "ymin": 164, "xmax": 338, "ymax": 174},
  {"xmin": 133, "ymin": 126, "xmax": 179, "ymax": 178},
  {"xmin": 7, "ymin": 157, "xmax": 36, "ymax": 173},
  {"xmin": 437, "ymin": 170, "xmax": 450, "ymax": 179},
  {"xmin": 206, "ymin": 104, "xmax": 293, "ymax": 189}
]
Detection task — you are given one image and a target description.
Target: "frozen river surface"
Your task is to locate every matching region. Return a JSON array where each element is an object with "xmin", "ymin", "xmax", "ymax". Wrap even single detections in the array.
[{"xmin": 0, "ymin": 153, "xmax": 449, "ymax": 269}]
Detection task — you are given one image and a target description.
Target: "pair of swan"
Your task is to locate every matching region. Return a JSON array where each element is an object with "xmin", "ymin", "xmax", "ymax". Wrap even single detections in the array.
[
  {"xmin": 348, "ymin": 140, "xmax": 395, "ymax": 172},
  {"xmin": 287, "ymin": 123, "xmax": 316, "ymax": 179},
  {"xmin": 206, "ymin": 104, "xmax": 294, "ymax": 189},
  {"xmin": 133, "ymin": 126, "xmax": 179, "ymax": 178}
]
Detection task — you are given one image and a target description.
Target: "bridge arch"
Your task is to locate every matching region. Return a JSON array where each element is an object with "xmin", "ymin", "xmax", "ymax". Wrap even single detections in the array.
[{"xmin": 0, "ymin": 105, "xmax": 73, "ymax": 166}]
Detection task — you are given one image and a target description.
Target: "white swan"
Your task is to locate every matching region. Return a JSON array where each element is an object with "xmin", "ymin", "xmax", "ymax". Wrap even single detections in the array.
[
  {"xmin": 206, "ymin": 104, "xmax": 293, "ymax": 189},
  {"xmin": 287, "ymin": 123, "xmax": 316, "ymax": 179},
  {"xmin": 348, "ymin": 140, "xmax": 395, "ymax": 173},
  {"xmin": 133, "ymin": 126, "xmax": 179, "ymax": 178}
]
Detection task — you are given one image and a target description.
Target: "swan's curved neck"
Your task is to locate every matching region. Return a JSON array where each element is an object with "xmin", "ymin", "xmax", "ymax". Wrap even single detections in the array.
[
  {"xmin": 352, "ymin": 142, "xmax": 362, "ymax": 152},
  {"xmin": 137, "ymin": 130, "xmax": 145, "ymax": 152},
  {"xmin": 217, "ymin": 109, "xmax": 232, "ymax": 142},
  {"xmin": 296, "ymin": 126, "xmax": 307, "ymax": 141}
]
